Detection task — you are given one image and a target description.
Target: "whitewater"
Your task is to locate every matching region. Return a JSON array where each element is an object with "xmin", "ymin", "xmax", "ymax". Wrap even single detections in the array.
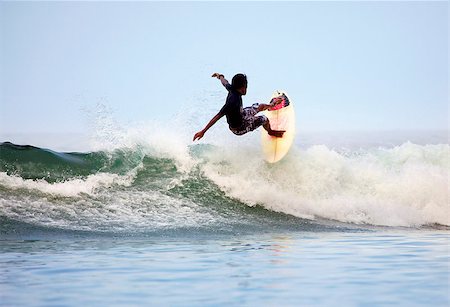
[{"xmin": 0, "ymin": 114, "xmax": 448, "ymax": 233}]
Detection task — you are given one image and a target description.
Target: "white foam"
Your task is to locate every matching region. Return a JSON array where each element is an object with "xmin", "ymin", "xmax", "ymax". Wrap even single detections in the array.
[
  {"xmin": 0, "ymin": 187, "xmax": 222, "ymax": 231},
  {"xmin": 83, "ymin": 105, "xmax": 449, "ymax": 227},
  {"xmin": 85, "ymin": 103, "xmax": 197, "ymax": 174},
  {"xmin": 0, "ymin": 171, "xmax": 136, "ymax": 197},
  {"xmin": 6, "ymin": 102, "xmax": 446, "ymax": 229},
  {"xmin": 201, "ymin": 142, "xmax": 449, "ymax": 227}
]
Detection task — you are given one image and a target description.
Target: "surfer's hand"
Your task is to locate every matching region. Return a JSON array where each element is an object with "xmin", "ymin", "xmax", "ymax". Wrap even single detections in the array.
[
  {"xmin": 193, "ymin": 130, "xmax": 205, "ymax": 141},
  {"xmin": 212, "ymin": 73, "xmax": 224, "ymax": 79}
]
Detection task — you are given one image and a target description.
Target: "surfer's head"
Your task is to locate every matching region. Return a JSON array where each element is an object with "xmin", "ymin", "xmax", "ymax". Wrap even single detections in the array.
[{"xmin": 232, "ymin": 73, "xmax": 247, "ymax": 95}]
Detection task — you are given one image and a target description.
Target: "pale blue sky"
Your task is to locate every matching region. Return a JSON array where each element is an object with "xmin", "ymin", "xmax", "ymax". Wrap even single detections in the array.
[{"xmin": 0, "ymin": 1, "xmax": 448, "ymax": 136}]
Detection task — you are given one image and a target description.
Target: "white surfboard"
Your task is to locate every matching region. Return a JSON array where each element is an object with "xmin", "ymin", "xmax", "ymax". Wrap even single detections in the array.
[{"xmin": 261, "ymin": 90, "xmax": 296, "ymax": 163}]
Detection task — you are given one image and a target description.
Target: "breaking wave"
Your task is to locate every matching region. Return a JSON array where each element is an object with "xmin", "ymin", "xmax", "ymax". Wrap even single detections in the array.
[{"xmin": 1, "ymin": 133, "xmax": 448, "ymax": 233}]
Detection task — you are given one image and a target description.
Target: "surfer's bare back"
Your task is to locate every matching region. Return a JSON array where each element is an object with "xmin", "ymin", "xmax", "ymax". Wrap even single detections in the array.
[{"xmin": 193, "ymin": 73, "xmax": 285, "ymax": 141}]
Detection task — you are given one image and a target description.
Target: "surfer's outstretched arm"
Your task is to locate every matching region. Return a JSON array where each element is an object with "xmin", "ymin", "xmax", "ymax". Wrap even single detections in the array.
[
  {"xmin": 212, "ymin": 73, "xmax": 231, "ymax": 90},
  {"xmin": 193, "ymin": 112, "xmax": 224, "ymax": 141}
]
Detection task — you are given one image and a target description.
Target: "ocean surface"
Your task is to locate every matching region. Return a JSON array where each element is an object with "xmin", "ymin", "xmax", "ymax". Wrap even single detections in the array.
[{"xmin": 1, "ymin": 129, "xmax": 449, "ymax": 306}]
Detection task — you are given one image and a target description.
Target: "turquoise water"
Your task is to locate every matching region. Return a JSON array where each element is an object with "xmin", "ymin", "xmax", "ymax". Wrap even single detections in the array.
[
  {"xmin": 1, "ymin": 231, "xmax": 448, "ymax": 306},
  {"xmin": 1, "ymin": 135, "xmax": 449, "ymax": 306}
]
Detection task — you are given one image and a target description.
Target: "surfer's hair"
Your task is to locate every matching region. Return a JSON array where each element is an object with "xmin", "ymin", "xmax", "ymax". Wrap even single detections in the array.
[{"xmin": 232, "ymin": 73, "xmax": 247, "ymax": 90}]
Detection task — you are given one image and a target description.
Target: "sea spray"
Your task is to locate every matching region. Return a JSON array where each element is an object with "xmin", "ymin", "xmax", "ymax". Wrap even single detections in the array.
[
  {"xmin": 1, "ymin": 104, "xmax": 448, "ymax": 230},
  {"xmin": 201, "ymin": 142, "xmax": 449, "ymax": 227},
  {"xmin": 1, "ymin": 139, "xmax": 448, "ymax": 230}
]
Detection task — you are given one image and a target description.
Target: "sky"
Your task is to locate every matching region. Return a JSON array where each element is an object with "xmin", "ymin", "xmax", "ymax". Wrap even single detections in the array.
[{"xmin": 0, "ymin": 1, "xmax": 448, "ymax": 139}]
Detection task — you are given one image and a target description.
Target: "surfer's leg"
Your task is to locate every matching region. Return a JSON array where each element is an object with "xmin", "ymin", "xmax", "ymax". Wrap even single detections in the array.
[
  {"xmin": 240, "ymin": 106, "xmax": 284, "ymax": 137},
  {"xmin": 251, "ymin": 114, "xmax": 284, "ymax": 137},
  {"xmin": 229, "ymin": 107, "xmax": 254, "ymax": 135},
  {"xmin": 257, "ymin": 104, "xmax": 271, "ymax": 112},
  {"xmin": 257, "ymin": 97, "xmax": 284, "ymax": 112},
  {"xmin": 263, "ymin": 120, "xmax": 285, "ymax": 138},
  {"xmin": 231, "ymin": 108, "xmax": 271, "ymax": 136}
]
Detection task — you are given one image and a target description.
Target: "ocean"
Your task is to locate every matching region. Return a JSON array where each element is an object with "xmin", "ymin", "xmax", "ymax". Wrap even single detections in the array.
[{"xmin": 0, "ymin": 129, "xmax": 448, "ymax": 306}]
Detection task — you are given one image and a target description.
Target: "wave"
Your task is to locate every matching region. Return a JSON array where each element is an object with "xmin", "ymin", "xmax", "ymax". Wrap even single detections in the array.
[
  {"xmin": 0, "ymin": 137, "xmax": 449, "ymax": 233},
  {"xmin": 201, "ymin": 142, "xmax": 449, "ymax": 227}
]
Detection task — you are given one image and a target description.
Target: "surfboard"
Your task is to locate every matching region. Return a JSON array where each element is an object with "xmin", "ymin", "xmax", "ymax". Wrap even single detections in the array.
[{"xmin": 261, "ymin": 90, "xmax": 295, "ymax": 163}]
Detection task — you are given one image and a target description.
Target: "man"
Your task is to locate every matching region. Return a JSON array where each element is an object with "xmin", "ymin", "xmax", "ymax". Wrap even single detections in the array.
[{"xmin": 193, "ymin": 73, "xmax": 285, "ymax": 141}]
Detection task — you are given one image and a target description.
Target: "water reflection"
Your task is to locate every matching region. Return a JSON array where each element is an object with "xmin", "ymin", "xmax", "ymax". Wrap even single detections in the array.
[{"xmin": 0, "ymin": 231, "xmax": 448, "ymax": 306}]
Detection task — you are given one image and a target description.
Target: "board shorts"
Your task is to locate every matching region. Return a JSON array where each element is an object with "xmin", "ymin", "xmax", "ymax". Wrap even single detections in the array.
[{"xmin": 230, "ymin": 103, "xmax": 268, "ymax": 136}]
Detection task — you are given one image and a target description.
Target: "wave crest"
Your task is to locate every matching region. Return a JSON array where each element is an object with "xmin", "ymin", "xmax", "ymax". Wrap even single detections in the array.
[{"xmin": 0, "ymin": 140, "xmax": 448, "ymax": 229}]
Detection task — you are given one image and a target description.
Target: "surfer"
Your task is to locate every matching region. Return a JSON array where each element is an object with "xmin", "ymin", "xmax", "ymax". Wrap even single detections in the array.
[{"xmin": 193, "ymin": 73, "xmax": 285, "ymax": 141}]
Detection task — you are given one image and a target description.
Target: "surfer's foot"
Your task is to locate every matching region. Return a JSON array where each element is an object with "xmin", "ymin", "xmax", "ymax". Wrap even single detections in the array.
[{"xmin": 268, "ymin": 130, "xmax": 285, "ymax": 138}]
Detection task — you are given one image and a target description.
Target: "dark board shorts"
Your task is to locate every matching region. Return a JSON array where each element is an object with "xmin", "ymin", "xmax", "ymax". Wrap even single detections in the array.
[{"xmin": 230, "ymin": 104, "xmax": 268, "ymax": 136}]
